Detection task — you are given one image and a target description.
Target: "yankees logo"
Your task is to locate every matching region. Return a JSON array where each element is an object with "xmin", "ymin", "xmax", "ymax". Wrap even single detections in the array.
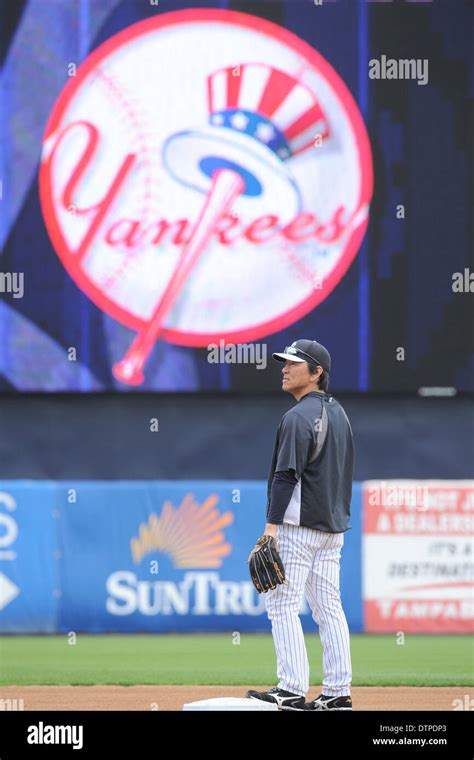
[{"xmin": 40, "ymin": 9, "xmax": 373, "ymax": 385}]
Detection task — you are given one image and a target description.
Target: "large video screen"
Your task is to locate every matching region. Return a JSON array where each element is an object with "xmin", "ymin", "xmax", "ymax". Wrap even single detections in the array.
[{"xmin": 2, "ymin": 0, "xmax": 472, "ymax": 392}]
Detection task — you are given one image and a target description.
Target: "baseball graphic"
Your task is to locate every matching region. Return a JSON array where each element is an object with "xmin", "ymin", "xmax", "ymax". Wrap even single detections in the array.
[{"xmin": 39, "ymin": 9, "xmax": 373, "ymax": 385}]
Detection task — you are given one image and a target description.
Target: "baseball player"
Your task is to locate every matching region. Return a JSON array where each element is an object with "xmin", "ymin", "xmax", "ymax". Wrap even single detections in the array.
[{"xmin": 247, "ymin": 339, "xmax": 354, "ymax": 711}]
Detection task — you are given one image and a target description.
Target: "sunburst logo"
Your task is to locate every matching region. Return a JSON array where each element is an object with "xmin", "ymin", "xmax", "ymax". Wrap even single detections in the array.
[{"xmin": 130, "ymin": 493, "xmax": 234, "ymax": 567}]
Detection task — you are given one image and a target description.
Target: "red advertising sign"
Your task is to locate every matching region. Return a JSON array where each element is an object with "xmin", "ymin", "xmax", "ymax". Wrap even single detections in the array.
[{"xmin": 363, "ymin": 481, "xmax": 474, "ymax": 633}]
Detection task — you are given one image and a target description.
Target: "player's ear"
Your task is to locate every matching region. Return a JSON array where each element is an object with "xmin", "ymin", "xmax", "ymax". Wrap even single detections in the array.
[{"xmin": 310, "ymin": 364, "xmax": 322, "ymax": 382}]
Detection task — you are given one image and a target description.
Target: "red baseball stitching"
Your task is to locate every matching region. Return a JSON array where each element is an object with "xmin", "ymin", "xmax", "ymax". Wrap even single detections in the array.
[{"xmin": 91, "ymin": 66, "xmax": 162, "ymax": 295}]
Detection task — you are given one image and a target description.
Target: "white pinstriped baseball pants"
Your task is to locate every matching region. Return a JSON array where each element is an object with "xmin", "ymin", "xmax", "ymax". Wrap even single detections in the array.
[{"xmin": 265, "ymin": 523, "xmax": 352, "ymax": 697}]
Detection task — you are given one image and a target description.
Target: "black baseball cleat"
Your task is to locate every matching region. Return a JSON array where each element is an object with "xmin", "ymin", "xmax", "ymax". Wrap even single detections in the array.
[
  {"xmin": 246, "ymin": 687, "xmax": 305, "ymax": 711},
  {"xmin": 304, "ymin": 693, "xmax": 352, "ymax": 711}
]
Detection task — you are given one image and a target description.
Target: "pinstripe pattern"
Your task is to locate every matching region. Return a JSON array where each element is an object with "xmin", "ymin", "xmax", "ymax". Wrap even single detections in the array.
[{"xmin": 266, "ymin": 523, "xmax": 351, "ymax": 697}]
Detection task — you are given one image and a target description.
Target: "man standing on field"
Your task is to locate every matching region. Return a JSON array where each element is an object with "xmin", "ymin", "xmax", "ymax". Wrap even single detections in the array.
[{"xmin": 247, "ymin": 339, "xmax": 354, "ymax": 712}]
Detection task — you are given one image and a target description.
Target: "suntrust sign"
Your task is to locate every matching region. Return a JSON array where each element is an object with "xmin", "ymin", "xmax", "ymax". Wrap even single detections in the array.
[
  {"xmin": 0, "ymin": 480, "xmax": 364, "ymax": 633},
  {"xmin": 40, "ymin": 9, "xmax": 373, "ymax": 384},
  {"xmin": 106, "ymin": 571, "xmax": 268, "ymax": 616}
]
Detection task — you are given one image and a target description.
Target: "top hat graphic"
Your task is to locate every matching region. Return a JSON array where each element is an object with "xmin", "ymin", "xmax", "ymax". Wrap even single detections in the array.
[{"xmin": 163, "ymin": 63, "xmax": 330, "ymax": 215}]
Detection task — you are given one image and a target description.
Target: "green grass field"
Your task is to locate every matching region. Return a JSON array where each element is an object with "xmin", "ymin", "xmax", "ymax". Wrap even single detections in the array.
[{"xmin": 0, "ymin": 634, "xmax": 472, "ymax": 687}]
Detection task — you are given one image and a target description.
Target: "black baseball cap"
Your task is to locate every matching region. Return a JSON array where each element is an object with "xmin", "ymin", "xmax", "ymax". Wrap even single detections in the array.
[{"xmin": 272, "ymin": 339, "xmax": 331, "ymax": 373}]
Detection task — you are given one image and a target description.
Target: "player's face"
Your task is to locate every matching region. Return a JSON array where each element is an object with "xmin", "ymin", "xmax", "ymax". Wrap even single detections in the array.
[{"xmin": 281, "ymin": 359, "xmax": 315, "ymax": 395}]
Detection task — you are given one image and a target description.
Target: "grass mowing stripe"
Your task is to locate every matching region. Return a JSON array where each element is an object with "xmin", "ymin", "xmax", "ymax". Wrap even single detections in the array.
[{"xmin": 0, "ymin": 634, "xmax": 472, "ymax": 687}]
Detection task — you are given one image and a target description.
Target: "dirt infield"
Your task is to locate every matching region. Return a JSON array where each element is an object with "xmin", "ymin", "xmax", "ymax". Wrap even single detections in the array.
[{"xmin": 0, "ymin": 686, "xmax": 472, "ymax": 711}]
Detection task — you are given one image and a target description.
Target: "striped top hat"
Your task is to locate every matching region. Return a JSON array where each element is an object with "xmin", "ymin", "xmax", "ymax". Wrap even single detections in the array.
[
  {"xmin": 163, "ymin": 63, "xmax": 330, "ymax": 207},
  {"xmin": 207, "ymin": 63, "xmax": 330, "ymax": 160}
]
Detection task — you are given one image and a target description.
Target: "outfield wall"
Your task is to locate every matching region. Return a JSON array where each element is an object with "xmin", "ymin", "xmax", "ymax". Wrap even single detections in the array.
[{"xmin": 0, "ymin": 480, "xmax": 471, "ymax": 635}]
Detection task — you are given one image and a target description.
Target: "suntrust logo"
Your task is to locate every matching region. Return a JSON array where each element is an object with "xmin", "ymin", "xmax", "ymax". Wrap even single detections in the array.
[
  {"xmin": 105, "ymin": 570, "xmax": 310, "ymax": 616},
  {"xmin": 106, "ymin": 570, "xmax": 267, "ymax": 615},
  {"xmin": 106, "ymin": 494, "xmax": 254, "ymax": 615},
  {"xmin": 130, "ymin": 493, "xmax": 233, "ymax": 566},
  {"xmin": 106, "ymin": 493, "xmax": 312, "ymax": 617}
]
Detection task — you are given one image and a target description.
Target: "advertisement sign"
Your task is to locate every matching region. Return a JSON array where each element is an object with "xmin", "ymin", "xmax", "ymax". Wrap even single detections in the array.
[
  {"xmin": 0, "ymin": 484, "xmax": 58, "ymax": 633},
  {"xmin": 0, "ymin": 480, "xmax": 362, "ymax": 633},
  {"xmin": 58, "ymin": 481, "xmax": 269, "ymax": 632},
  {"xmin": 363, "ymin": 480, "xmax": 474, "ymax": 633}
]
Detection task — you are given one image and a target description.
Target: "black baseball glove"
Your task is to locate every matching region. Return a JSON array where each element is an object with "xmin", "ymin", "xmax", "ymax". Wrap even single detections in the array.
[{"xmin": 248, "ymin": 534, "xmax": 286, "ymax": 593}]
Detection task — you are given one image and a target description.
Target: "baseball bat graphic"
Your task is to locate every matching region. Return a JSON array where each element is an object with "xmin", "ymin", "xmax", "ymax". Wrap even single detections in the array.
[{"xmin": 113, "ymin": 168, "xmax": 245, "ymax": 385}]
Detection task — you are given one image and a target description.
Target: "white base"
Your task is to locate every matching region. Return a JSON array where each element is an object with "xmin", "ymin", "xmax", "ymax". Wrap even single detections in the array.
[{"xmin": 183, "ymin": 697, "xmax": 278, "ymax": 711}]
